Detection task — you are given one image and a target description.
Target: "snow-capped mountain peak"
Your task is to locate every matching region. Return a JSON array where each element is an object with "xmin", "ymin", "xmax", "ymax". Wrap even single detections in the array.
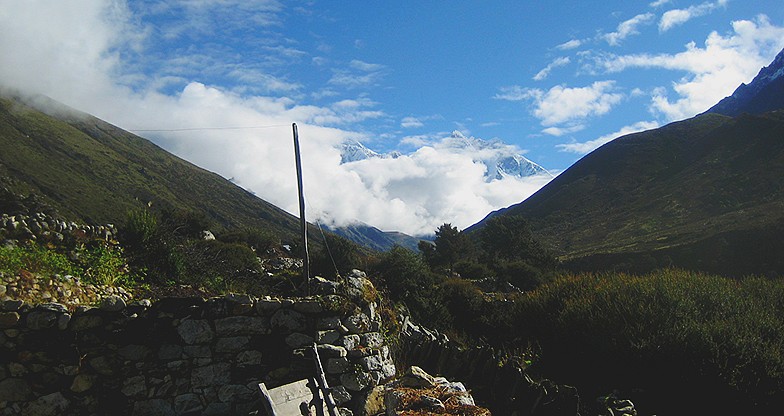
[{"xmin": 338, "ymin": 134, "xmax": 552, "ymax": 181}]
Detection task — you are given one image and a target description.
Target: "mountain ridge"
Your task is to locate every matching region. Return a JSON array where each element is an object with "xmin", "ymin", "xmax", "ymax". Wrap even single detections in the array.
[
  {"xmin": 339, "ymin": 131, "xmax": 552, "ymax": 182},
  {"xmin": 706, "ymin": 47, "xmax": 784, "ymax": 117},
  {"xmin": 0, "ymin": 90, "xmax": 317, "ymax": 247},
  {"xmin": 469, "ymin": 48, "xmax": 784, "ymax": 277}
]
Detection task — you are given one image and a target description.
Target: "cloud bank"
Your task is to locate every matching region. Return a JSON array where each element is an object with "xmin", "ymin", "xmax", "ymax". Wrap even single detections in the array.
[{"xmin": 0, "ymin": 0, "xmax": 551, "ymax": 236}]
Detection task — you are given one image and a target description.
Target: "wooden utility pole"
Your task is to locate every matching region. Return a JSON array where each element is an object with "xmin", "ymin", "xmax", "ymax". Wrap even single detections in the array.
[{"xmin": 292, "ymin": 123, "xmax": 310, "ymax": 294}]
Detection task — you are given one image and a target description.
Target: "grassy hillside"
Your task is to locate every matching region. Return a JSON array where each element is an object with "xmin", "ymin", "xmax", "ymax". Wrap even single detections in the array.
[
  {"xmin": 0, "ymin": 92, "xmax": 316, "ymax": 247},
  {"xmin": 473, "ymin": 110, "xmax": 784, "ymax": 276}
]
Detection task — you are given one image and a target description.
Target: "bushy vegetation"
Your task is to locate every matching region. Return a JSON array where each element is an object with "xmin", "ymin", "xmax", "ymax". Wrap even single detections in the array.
[
  {"xmin": 119, "ymin": 206, "xmax": 282, "ymax": 294},
  {"xmin": 512, "ymin": 269, "xmax": 784, "ymax": 413},
  {"xmin": 0, "ymin": 241, "xmax": 134, "ymax": 287}
]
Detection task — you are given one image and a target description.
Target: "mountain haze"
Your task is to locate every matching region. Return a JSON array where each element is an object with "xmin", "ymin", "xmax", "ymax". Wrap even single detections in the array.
[
  {"xmin": 472, "ymin": 49, "xmax": 784, "ymax": 277},
  {"xmin": 0, "ymin": 91, "xmax": 314, "ymax": 247}
]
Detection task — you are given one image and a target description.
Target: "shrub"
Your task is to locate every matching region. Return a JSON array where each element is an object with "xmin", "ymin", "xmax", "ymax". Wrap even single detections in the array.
[
  {"xmin": 122, "ymin": 208, "xmax": 158, "ymax": 247},
  {"xmin": 0, "ymin": 243, "xmax": 78, "ymax": 277},
  {"xmin": 80, "ymin": 244, "xmax": 133, "ymax": 286},
  {"xmin": 369, "ymin": 246, "xmax": 449, "ymax": 327},
  {"xmin": 513, "ymin": 269, "xmax": 784, "ymax": 414}
]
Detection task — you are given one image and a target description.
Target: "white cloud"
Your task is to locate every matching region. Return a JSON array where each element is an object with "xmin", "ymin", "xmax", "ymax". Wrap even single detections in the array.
[
  {"xmin": 556, "ymin": 39, "xmax": 582, "ymax": 50},
  {"xmin": 333, "ymin": 135, "xmax": 553, "ymax": 234},
  {"xmin": 350, "ymin": 60, "xmax": 385, "ymax": 72},
  {"xmin": 0, "ymin": 0, "xmax": 553, "ymax": 237},
  {"xmin": 542, "ymin": 125, "xmax": 586, "ymax": 137},
  {"xmin": 328, "ymin": 60, "xmax": 386, "ymax": 89},
  {"xmin": 533, "ymin": 57, "xmax": 571, "ymax": 81},
  {"xmin": 597, "ymin": 15, "xmax": 784, "ymax": 120},
  {"xmin": 401, "ymin": 117, "xmax": 424, "ymax": 128},
  {"xmin": 556, "ymin": 121, "xmax": 660, "ymax": 154},
  {"xmin": 493, "ymin": 85, "xmax": 541, "ymax": 101},
  {"xmin": 649, "ymin": 0, "xmax": 672, "ymax": 7},
  {"xmin": 524, "ymin": 81, "xmax": 624, "ymax": 126},
  {"xmin": 603, "ymin": 13, "xmax": 655, "ymax": 46},
  {"xmin": 659, "ymin": 0, "xmax": 729, "ymax": 32}
]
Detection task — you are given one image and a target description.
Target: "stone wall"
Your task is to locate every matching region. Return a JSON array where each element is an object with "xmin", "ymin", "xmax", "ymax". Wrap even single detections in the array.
[
  {"xmin": 398, "ymin": 318, "xmax": 580, "ymax": 416},
  {"xmin": 0, "ymin": 271, "xmax": 395, "ymax": 416}
]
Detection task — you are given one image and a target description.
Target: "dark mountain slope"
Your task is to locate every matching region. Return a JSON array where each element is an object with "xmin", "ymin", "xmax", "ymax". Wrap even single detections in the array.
[
  {"xmin": 473, "ymin": 110, "xmax": 784, "ymax": 277},
  {"xmin": 706, "ymin": 48, "xmax": 784, "ymax": 117},
  {"xmin": 0, "ymin": 92, "xmax": 311, "ymax": 245}
]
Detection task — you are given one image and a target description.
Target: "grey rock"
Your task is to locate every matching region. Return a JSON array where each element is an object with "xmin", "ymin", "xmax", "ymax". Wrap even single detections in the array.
[
  {"xmin": 217, "ymin": 384, "xmax": 254, "ymax": 402},
  {"xmin": 70, "ymin": 374, "xmax": 97, "ymax": 393},
  {"xmin": 340, "ymin": 371, "xmax": 375, "ymax": 392},
  {"xmin": 343, "ymin": 313, "xmax": 370, "ymax": 334},
  {"xmin": 69, "ymin": 315, "xmax": 102, "ymax": 331},
  {"xmin": 317, "ymin": 330, "xmax": 341, "ymax": 345},
  {"xmin": 88, "ymin": 356, "xmax": 117, "ymax": 376},
  {"xmin": 420, "ymin": 395, "xmax": 446, "ymax": 412},
  {"xmin": 203, "ymin": 403, "xmax": 231, "ymax": 416},
  {"xmin": 398, "ymin": 366, "xmax": 436, "ymax": 388},
  {"xmin": 235, "ymin": 350, "xmax": 263, "ymax": 367},
  {"xmin": 133, "ymin": 399, "xmax": 175, "ymax": 416},
  {"xmin": 177, "ymin": 319, "xmax": 214, "ymax": 344},
  {"xmin": 121, "ymin": 375, "xmax": 147, "ymax": 398},
  {"xmin": 184, "ymin": 345, "xmax": 212, "ymax": 358},
  {"xmin": 0, "ymin": 378, "xmax": 33, "ymax": 401},
  {"xmin": 174, "ymin": 393, "xmax": 203, "ymax": 414},
  {"xmin": 0, "ymin": 311, "xmax": 20, "ymax": 328},
  {"xmin": 26, "ymin": 310, "xmax": 57, "ymax": 330},
  {"xmin": 331, "ymin": 385, "xmax": 353, "ymax": 405},
  {"xmin": 215, "ymin": 336, "xmax": 250, "ymax": 353},
  {"xmin": 359, "ymin": 354, "xmax": 384, "ymax": 371},
  {"xmin": 56, "ymin": 313, "xmax": 71, "ymax": 330},
  {"xmin": 119, "ymin": 344, "xmax": 152, "ymax": 361},
  {"xmin": 22, "ymin": 392, "xmax": 70, "ymax": 416},
  {"xmin": 310, "ymin": 276, "xmax": 339, "ymax": 295},
  {"xmin": 360, "ymin": 332, "xmax": 384, "ymax": 348},
  {"xmin": 215, "ymin": 316, "xmax": 269, "ymax": 336},
  {"xmin": 285, "ymin": 332, "xmax": 314, "ymax": 348},
  {"xmin": 293, "ymin": 298, "xmax": 323, "ymax": 314},
  {"xmin": 327, "ymin": 357, "xmax": 350, "ymax": 374},
  {"xmin": 317, "ymin": 344, "xmax": 347, "ymax": 358},
  {"xmin": 255, "ymin": 297, "xmax": 283, "ymax": 314},
  {"xmin": 270, "ymin": 309, "xmax": 307, "ymax": 332},
  {"xmin": 100, "ymin": 295, "xmax": 126, "ymax": 312},
  {"xmin": 191, "ymin": 363, "xmax": 231, "ymax": 388},
  {"xmin": 158, "ymin": 344, "xmax": 183, "ymax": 361},
  {"xmin": 338, "ymin": 334, "xmax": 361, "ymax": 350},
  {"xmin": 316, "ymin": 316, "xmax": 346, "ymax": 331}
]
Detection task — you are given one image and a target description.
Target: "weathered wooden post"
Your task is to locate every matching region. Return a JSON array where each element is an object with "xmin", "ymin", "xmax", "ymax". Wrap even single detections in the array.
[{"xmin": 292, "ymin": 123, "xmax": 310, "ymax": 295}]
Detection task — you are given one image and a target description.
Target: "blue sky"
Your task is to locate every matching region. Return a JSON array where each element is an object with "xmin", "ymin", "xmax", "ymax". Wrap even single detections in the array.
[{"xmin": 1, "ymin": 1, "xmax": 783, "ymax": 235}]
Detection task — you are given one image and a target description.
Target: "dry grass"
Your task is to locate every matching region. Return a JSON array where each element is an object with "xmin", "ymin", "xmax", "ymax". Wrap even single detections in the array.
[{"xmin": 390, "ymin": 385, "xmax": 491, "ymax": 415}]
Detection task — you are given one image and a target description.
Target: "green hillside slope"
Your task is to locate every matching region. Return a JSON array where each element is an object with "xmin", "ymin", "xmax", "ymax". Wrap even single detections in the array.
[
  {"xmin": 0, "ymin": 92, "xmax": 311, "ymax": 246},
  {"xmin": 474, "ymin": 111, "xmax": 784, "ymax": 277}
]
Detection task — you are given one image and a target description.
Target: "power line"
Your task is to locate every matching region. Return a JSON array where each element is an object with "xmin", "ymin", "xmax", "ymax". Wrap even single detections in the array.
[{"xmin": 128, "ymin": 124, "xmax": 290, "ymax": 133}]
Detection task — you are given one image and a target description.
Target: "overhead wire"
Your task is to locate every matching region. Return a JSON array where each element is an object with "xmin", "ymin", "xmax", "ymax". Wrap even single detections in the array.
[{"xmin": 128, "ymin": 124, "xmax": 290, "ymax": 133}]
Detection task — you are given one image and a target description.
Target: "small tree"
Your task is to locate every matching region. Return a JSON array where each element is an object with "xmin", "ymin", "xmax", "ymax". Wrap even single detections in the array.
[
  {"xmin": 479, "ymin": 215, "xmax": 554, "ymax": 267},
  {"xmin": 423, "ymin": 223, "xmax": 475, "ymax": 274}
]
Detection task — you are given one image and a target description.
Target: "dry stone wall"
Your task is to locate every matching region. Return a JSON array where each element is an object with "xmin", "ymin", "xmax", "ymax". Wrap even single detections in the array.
[{"xmin": 0, "ymin": 271, "xmax": 395, "ymax": 416}]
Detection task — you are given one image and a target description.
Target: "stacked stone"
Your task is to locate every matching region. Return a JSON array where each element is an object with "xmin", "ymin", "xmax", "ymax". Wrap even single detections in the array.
[
  {"xmin": 0, "ymin": 212, "xmax": 116, "ymax": 245},
  {"xmin": 0, "ymin": 271, "xmax": 395, "ymax": 415},
  {"xmin": 0, "ymin": 272, "xmax": 132, "ymax": 307}
]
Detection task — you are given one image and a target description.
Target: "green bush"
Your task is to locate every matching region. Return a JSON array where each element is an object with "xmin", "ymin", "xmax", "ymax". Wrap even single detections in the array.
[
  {"xmin": 123, "ymin": 208, "xmax": 158, "ymax": 247},
  {"xmin": 80, "ymin": 244, "xmax": 135, "ymax": 286},
  {"xmin": 514, "ymin": 269, "xmax": 784, "ymax": 413},
  {"xmin": 369, "ymin": 246, "xmax": 449, "ymax": 327},
  {"xmin": 0, "ymin": 243, "xmax": 78, "ymax": 277},
  {"xmin": 180, "ymin": 240, "xmax": 262, "ymax": 292}
]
